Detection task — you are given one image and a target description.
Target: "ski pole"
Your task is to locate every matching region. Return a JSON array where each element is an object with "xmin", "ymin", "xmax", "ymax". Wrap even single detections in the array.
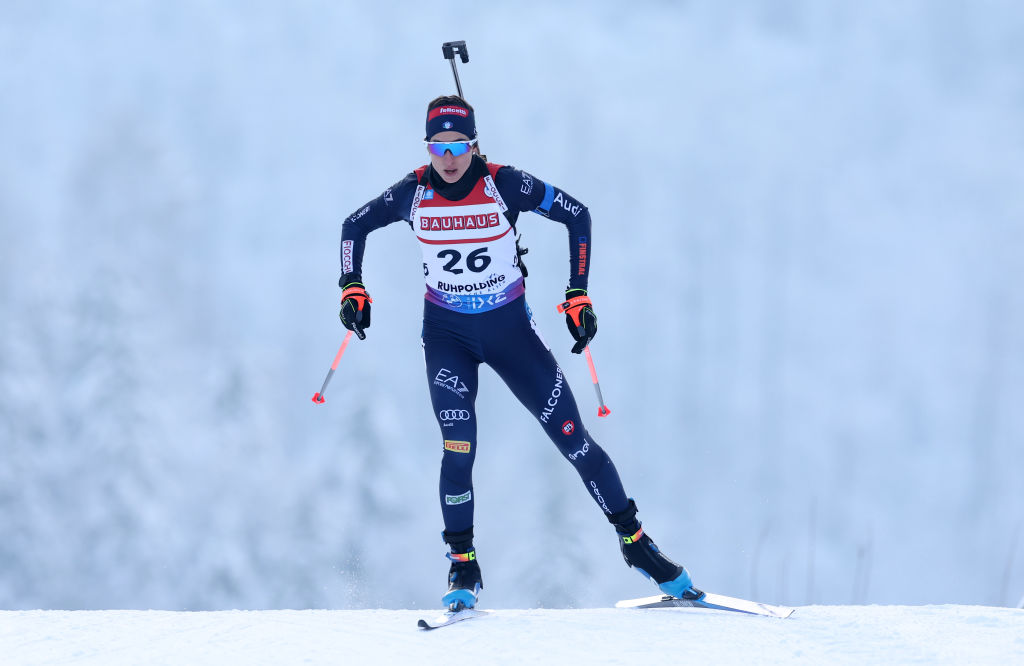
[
  {"xmin": 441, "ymin": 41, "xmax": 469, "ymax": 98},
  {"xmin": 312, "ymin": 330, "xmax": 354, "ymax": 405},
  {"xmin": 584, "ymin": 346, "xmax": 611, "ymax": 417}
]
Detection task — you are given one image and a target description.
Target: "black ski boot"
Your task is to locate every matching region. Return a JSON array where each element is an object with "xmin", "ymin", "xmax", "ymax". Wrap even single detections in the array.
[
  {"xmin": 441, "ymin": 527, "xmax": 483, "ymax": 611},
  {"xmin": 608, "ymin": 499, "xmax": 694, "ymax": 597}
]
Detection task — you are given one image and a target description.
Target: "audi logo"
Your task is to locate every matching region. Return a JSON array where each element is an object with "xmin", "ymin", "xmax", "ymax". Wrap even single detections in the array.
[{"xmin": 439, "ymin": 409, "xmax": 471, "ymax": 421}]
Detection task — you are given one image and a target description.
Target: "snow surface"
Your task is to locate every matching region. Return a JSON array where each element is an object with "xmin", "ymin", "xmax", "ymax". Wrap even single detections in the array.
[{"xmin": 2, "ymin": 605, "xmax": 1023, "ymax": 665}]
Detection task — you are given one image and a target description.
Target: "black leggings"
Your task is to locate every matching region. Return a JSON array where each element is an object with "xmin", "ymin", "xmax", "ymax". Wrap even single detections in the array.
[{"xmin": 421, "ymin": 295, "xmax": 629, "ymax": 533}]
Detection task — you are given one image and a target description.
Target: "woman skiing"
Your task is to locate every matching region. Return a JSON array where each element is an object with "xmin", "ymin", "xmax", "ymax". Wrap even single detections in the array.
[{"xmin": 338, "ymin": 95, "xmax": 694, "ymax": 611}]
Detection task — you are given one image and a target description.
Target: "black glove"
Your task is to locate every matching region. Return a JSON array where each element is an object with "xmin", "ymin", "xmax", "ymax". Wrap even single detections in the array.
[
  {"xmin": 339, "ymin": 282, "xmax": 372, "ymax": 340},
  {"xmin": 557, "ymin": 289, "xmax": 597, "ymax": 354}
]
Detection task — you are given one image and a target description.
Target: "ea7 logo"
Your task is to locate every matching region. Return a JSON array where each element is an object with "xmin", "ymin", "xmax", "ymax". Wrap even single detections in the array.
[
  {"xmin": 434, "ymin": 368, "xmax": 469, "ymax": 399},
  {"xmin": 444, "ymin": 440, "xmax": 471, "ymax": 453},
  {"xmin": 520, "ymin": 171, "xmax": 534, "ymax": 196}
]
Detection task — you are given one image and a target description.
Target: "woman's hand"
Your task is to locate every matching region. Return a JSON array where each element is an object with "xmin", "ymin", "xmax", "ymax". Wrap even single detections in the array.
[
  {"xmin": 558, "ymin": 289, "xmax": 597, "ymax": 354},
  {"xmin": 339, "ymin": 282, "xmax": 373, "ymax": 340}
]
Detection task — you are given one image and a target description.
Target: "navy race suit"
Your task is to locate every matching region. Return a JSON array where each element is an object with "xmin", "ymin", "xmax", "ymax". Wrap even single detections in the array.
[{"xmin": 340, "ymin": 155, "xmax": 629, "ymax": 533}]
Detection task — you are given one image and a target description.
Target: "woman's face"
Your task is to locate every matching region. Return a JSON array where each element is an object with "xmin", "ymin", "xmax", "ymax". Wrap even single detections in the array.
[{"xmin": 428, "ymin": 131, "xmax": 476, "ymax": 183}]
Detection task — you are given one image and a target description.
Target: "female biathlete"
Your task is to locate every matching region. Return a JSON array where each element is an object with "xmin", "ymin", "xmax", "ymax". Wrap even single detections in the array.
[{"xmin": 338, "ymin": 95, "xmax": 694, "ymax": 611}]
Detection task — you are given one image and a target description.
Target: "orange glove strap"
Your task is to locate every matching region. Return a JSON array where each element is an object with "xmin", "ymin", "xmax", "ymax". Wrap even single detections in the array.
[
  {"xmin": 341, "ymin": 286, "xmax": 373, "ymax": 311},
  {"xmin": 556, "ymin": 294, "xmax": 592, "ymax": 328}
]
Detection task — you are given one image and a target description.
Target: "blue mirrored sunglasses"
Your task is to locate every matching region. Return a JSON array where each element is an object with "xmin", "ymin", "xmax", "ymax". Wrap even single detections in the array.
[{"xmin": 425, "ymin": 138, "xmax": 478, "ymax": 157}]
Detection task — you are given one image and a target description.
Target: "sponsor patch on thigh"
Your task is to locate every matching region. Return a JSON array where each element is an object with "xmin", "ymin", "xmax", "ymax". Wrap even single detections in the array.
[
  {"xmin": 444, "ymin": 440, "xmax": 472, "ymax": 453},
  {"xmin": 445, "ymin": 490, "xmax": 472, "ymax": 505}
]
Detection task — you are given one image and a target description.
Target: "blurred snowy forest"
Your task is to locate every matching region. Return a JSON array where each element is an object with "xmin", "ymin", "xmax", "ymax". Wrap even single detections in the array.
[{"xmin": 1, "ymin": 1, "xmax": 1022, "ymax": 611}]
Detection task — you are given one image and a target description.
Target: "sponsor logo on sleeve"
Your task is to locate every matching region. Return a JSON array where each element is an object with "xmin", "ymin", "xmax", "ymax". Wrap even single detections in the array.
[
  {"xmin": 577, "ymin": 236, "xmax": 588, "ymax": 276},
  {"xmin": 350, "ymin": 205, "xmax": 370, "ymax": 222},
  {"xmin": 553, "ymin": 191, "xmax": 582, "ymax": 217},
  {"xmin": 342, "ymin": 240, "xmax": 354, "ymax": 275},
  {"xmin": 562, "ymin": 420, "xmax": 575, "ymax": 435},
  {"xmin": 520, "ymin": 172, "xmax": 534, "ymax": 196}
]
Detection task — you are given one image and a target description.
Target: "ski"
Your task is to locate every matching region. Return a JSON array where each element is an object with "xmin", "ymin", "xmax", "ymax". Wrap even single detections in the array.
[
  {"xmin": 417, "ymin": 608, "xmax": 490, "ymax": 630},
  {"xmin": 616, "ymin": 588, "xmax": 795, "ymax": 619}
]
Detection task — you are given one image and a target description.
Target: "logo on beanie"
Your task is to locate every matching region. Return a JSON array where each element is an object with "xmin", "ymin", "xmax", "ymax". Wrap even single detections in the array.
[
  {"xmin": 428, "ymin": 106, "xmax": 470, "ymax": 120},
  {"xmin": 426, "ymin": 104, "xmax": 476, "ymax": 139}
]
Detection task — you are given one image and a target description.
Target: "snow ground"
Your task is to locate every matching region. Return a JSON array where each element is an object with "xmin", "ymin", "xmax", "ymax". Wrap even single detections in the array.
[{"xmin": 1, "ymin": 605, "xmax": 1022, "ymax": 665}]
